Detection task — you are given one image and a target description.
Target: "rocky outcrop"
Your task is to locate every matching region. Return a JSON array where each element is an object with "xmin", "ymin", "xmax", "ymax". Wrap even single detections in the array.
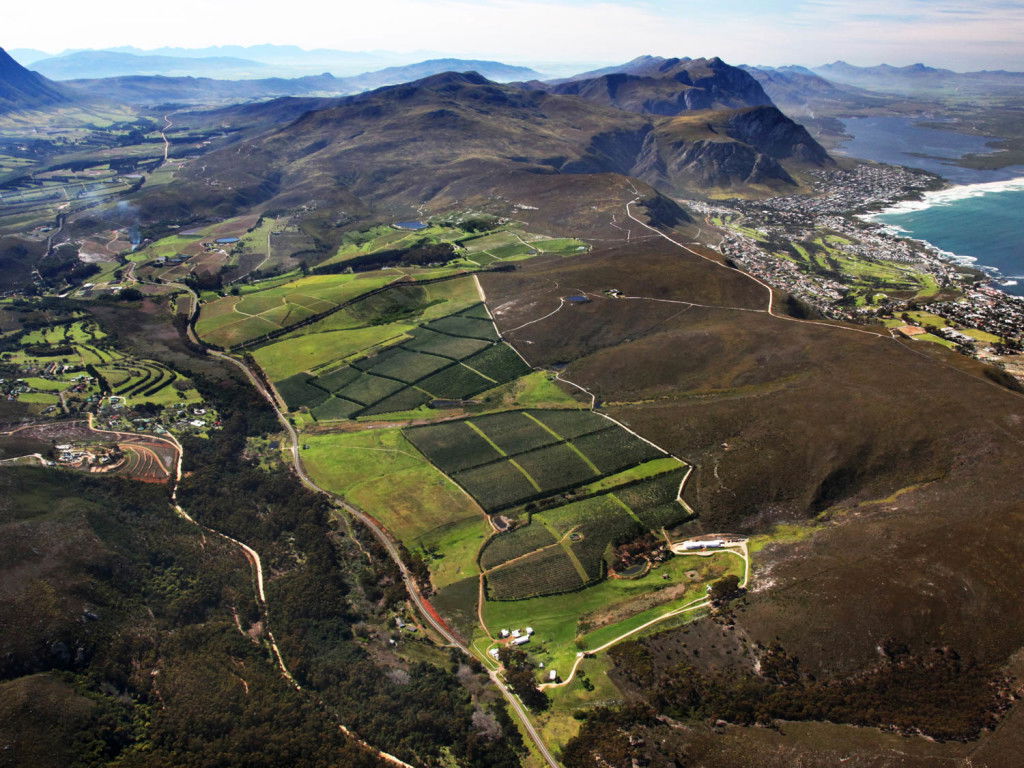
[{"xmin": 724, "ymin": 106, "xmax": 833, "ymax": 165}]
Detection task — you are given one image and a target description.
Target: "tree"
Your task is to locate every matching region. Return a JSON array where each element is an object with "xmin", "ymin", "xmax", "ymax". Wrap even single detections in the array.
[{"xmin": 709, "ymin": 574, "xmax": 742, "ymax": 603}]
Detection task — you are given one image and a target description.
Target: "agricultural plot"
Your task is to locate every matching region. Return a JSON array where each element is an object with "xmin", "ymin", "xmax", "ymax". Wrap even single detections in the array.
[
  {"xmin": 451, "ymin": 460, "xmax": 541, "ymax": 511},
  {"xmin": 405, "ymin": 409, "xmax": 668, "ymax": 513},
  {"xmin": 424, "ymin": 314, "xmax": 498, "ymax": 341},
  {"xmin": 404, "ymin": 420, "xmax": 504, "ymax": 474},
  {"xmin": 461, "ymin": 344, "xmax": 530, "ymax": 382},
  {"xmin": 478, "ymin": 469, "xmax": 695, "ymax": 600},
  {"xmin": 512, "ymin": 442, "xmax": 598, "ymax": 491},
  {"xmin": 299, "ymin": 427, "xmax": 491, "ymax": 589},
  {"xmin": 402, "ymin": 327, "xmax": 492, "ymax": 359},
  {"xmin": 274, "ymin": 373, "xmax": 329, "ymax": 410},
  {"xmin": 311, "ymin": 396, "xmax": 363, "ymax": 421},
  {"xmin": 486, "ymin": 545, "xmax": 585, "ymax": 601},
  {"xmin": 478, "ymin": 524, "xmax": 558, "ymax": 571},
  {"xmin": 196, "ymin": 272, "xmax": 396, "ymax": 348},
  {"xmin": 572, "ymin": 428, "xmax": 666, "ymax": 474},
  {"xmin": 259, "ymin": 299, "xmax": 525, "ymax": 421},
  {"xmin": 468, "ymin": 411, "xmax": 559, "ymax": 455}
]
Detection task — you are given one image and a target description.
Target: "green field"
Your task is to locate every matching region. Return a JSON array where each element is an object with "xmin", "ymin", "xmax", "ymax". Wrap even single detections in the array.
[
  {"xmin": 196, "ymin": 271, "xmax": 398, "ymax": 348},
  {"xmin": 316, "ymin": 222, "xmax": 590, "ymax": 271},
  {"xmin": 259, "ymin": 293, "xmax": 529, "ymax": 420},
  {"xmin": 249, "ymin": 277, "xmax": 483, "ymax": 381},
  {"xmin": 300, "ymin": 428, "xmax": 490, "ymax": 589},
  {"xmin": 478, "ymin": 549, "xmax": 742, "ymax": 682},
  {"xmin": 479, "ymin": 468, "xmax": 691, "ymax": 599},
  {"xmin": 405, "ymin": 409, "xmax": 673, "ymax": 515}
]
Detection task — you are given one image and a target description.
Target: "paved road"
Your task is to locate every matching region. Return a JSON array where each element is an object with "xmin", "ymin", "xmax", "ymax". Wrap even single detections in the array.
[{"xmin": 208, "ymin": 346, "xmax": 563, "ymax": 768}]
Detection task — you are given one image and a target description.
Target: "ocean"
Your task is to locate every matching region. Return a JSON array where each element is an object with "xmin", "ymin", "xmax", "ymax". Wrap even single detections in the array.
[{"xmin": 834, "ymin": 117, "xmax": 1024, "ymax": 296}]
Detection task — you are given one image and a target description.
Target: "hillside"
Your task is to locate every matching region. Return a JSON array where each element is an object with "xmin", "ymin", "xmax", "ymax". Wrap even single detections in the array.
[
  {"xmin": 740, "ymin": 64, "xmax": 891, "ymax": 114},
  {"xmin": 62, "ymin": 72, "xmax": 351, "ymax": 106},
  {"xmin": 135, "ymin": 69, "xmax": 831, "ymax": 223},
  {"xmin": 0, "ymin": 47, "xmax": 72, "ymax": 113}
]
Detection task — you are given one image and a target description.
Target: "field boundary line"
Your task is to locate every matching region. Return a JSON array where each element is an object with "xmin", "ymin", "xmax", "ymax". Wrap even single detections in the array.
[
  {"xmin": 465, "ymin": 420, "xmax": 509, "ymax": 456},
  {"xmin": 507, "ymin": 457, "xmax": 542, "ymax": 492}
]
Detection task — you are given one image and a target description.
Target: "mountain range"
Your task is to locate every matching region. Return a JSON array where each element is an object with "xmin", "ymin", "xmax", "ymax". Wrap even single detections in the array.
[
  {"xmin": 54, "ymin": 58, "xmax": 542, "ymax": 106},
  {"xmin": 31, "ymin": 50, "xmax": 270, "ymax": 80},
  {"xmin": 138, "ymin": 64, "xmax": 832, "ymax": 226},
  {"xmin": 813, "ymin": 60, "xmax": 1024, "ymax": 96}
]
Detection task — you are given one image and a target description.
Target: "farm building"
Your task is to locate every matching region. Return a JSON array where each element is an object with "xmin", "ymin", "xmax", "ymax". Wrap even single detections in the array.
[
  {"xmin": 548, "ymin": 670, "xmax": 558, "ymax": 682},
  {"xmin": 511, "ymin": 635, "xmax": 530, "ymax": 646},
  {"xmin": 681, "ymin": 539, "xmax": 725, "ymax": 550}
]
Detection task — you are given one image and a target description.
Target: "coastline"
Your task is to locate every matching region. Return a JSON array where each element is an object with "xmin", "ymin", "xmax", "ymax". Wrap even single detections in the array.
[{"xmin": 859, "ymin": 175, "xmax": 1024, "ymax": 293}]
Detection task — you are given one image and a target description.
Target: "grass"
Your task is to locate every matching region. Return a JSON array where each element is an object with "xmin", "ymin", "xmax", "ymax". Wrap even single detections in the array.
[
  {"xmin": 479, "ymin": 551, "xmax": 741, "ymax": 679},
  {"xmin": 300, "ymin": 428, "xmax": 484, "ymax": 546},
  {"xmin": 17, "ymin": 391, "xmax": 60, "ymax": 404},
  {"xmin": 254, "ymin": 322, "xmax": 415, "ymax": 382},
  {"xmin": 196, "ymin": 272, "xmax": 397, "ymax": 348}
]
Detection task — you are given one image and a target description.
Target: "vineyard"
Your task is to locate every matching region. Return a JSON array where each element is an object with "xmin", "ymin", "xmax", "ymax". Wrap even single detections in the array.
[
  {"xmin": 269, "ymin": 303, "xmax": 529, "ymax": 419},
  {"xmin": 480, "ymin": 469, "xmax": 694, "ymax": 600},
  {"xmin": 486, "ymin": 544, "xmax": 586, "ymax": 600},
  {"xmin": 404, "ymin": 409, "xmax": 668, "ymax": 513}
]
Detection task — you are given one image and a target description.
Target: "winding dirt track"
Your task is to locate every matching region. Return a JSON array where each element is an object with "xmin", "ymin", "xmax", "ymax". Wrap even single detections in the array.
[{"xmin": 207, "ymin": 345, "xmax": 561, "ymax": 768}]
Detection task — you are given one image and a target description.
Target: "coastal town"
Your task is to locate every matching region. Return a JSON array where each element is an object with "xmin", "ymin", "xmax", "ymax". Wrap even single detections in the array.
[{"xmin": 685, "ymin": 164, "xmax": 1024, "ymax": 382}]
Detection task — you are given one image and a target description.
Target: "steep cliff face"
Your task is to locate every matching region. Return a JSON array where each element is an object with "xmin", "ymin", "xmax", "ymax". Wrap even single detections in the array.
[
  {"xmin": 724, "ymin": 106, "xmax": 833, "ymax": 164},
  {"xmin": 544, "ymin": 56, "xmax": 832, "ymax": 184}
]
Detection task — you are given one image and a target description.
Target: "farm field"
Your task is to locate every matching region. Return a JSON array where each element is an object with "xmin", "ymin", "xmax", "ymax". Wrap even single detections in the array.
[
  {"xmin": 195, "ymin": 271, "xmax": 398, "ymax": 348},
  {"xmin": 480, "ymin": 467, "xmax": 692, "ymax": 599},
  {"xmin": 299, "ymin": 428, "xmax": 490, "ymax": 589},
  {"xmin": 404, "ymin": 409, "xmax": 671, "ymax": 513},
  {"xmin": 318, "ymin": 221, "xmax": 590, "ymax": 271},
  {"xmin": 263, "ymin": 295, "xmax": 530, "ymax": 421},
  {"xmin": 250, "ymin": 277, "xmax": 482, "ymax": 381},
  {"xmin": 478, "ymin": 548, "xmax": 743, "ymax": 685}
]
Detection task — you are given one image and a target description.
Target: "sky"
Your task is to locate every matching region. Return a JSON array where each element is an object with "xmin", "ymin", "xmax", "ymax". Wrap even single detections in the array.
[{"xmin": 6, "ymin": 0, "xmax": 1024, "ymax": 72}]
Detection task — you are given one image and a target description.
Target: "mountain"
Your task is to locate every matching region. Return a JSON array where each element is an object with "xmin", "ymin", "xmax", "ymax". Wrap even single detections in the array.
[
  {"xmin": 740, "ymin": 64, "xmax": 891, "ymax": 115},
  {"xmin": 6, "ymin": 48, "xmax": 51, "ymax": 66},
  {"xmin": 0, "ymin": 47, "xmax": 72, "ymax": 113},
  {"xmin": 137, "ymin": 70, "xmax": 832, "ymax": 225},
  {"xmin": 548, "ymin": 56, "xmax": 772, "ymax": 111},
  {"xmin": 106, "ymin": 44, "xmax": 415, "ymax": 74},
  {"xmin": 32, "ymin": 50, "xmax": 268, "ymax": 80},
  {"xmin": 813, "ymin": 61, "xmax": 1024, "ymax": 97},
  {"xmin": 62, "ymin": 73, "xmax": 353, "ymax": 107},
  {"xmin": 340, "ymin": 58, "xmax": 543, "ymax": 89},
  {"xmin": 534, "ymin": 57, "xmax": 831, "ymax": 174},
  {"xmin": 62, "ymin": 58, "xmax": 546, "ymax": 107}
]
